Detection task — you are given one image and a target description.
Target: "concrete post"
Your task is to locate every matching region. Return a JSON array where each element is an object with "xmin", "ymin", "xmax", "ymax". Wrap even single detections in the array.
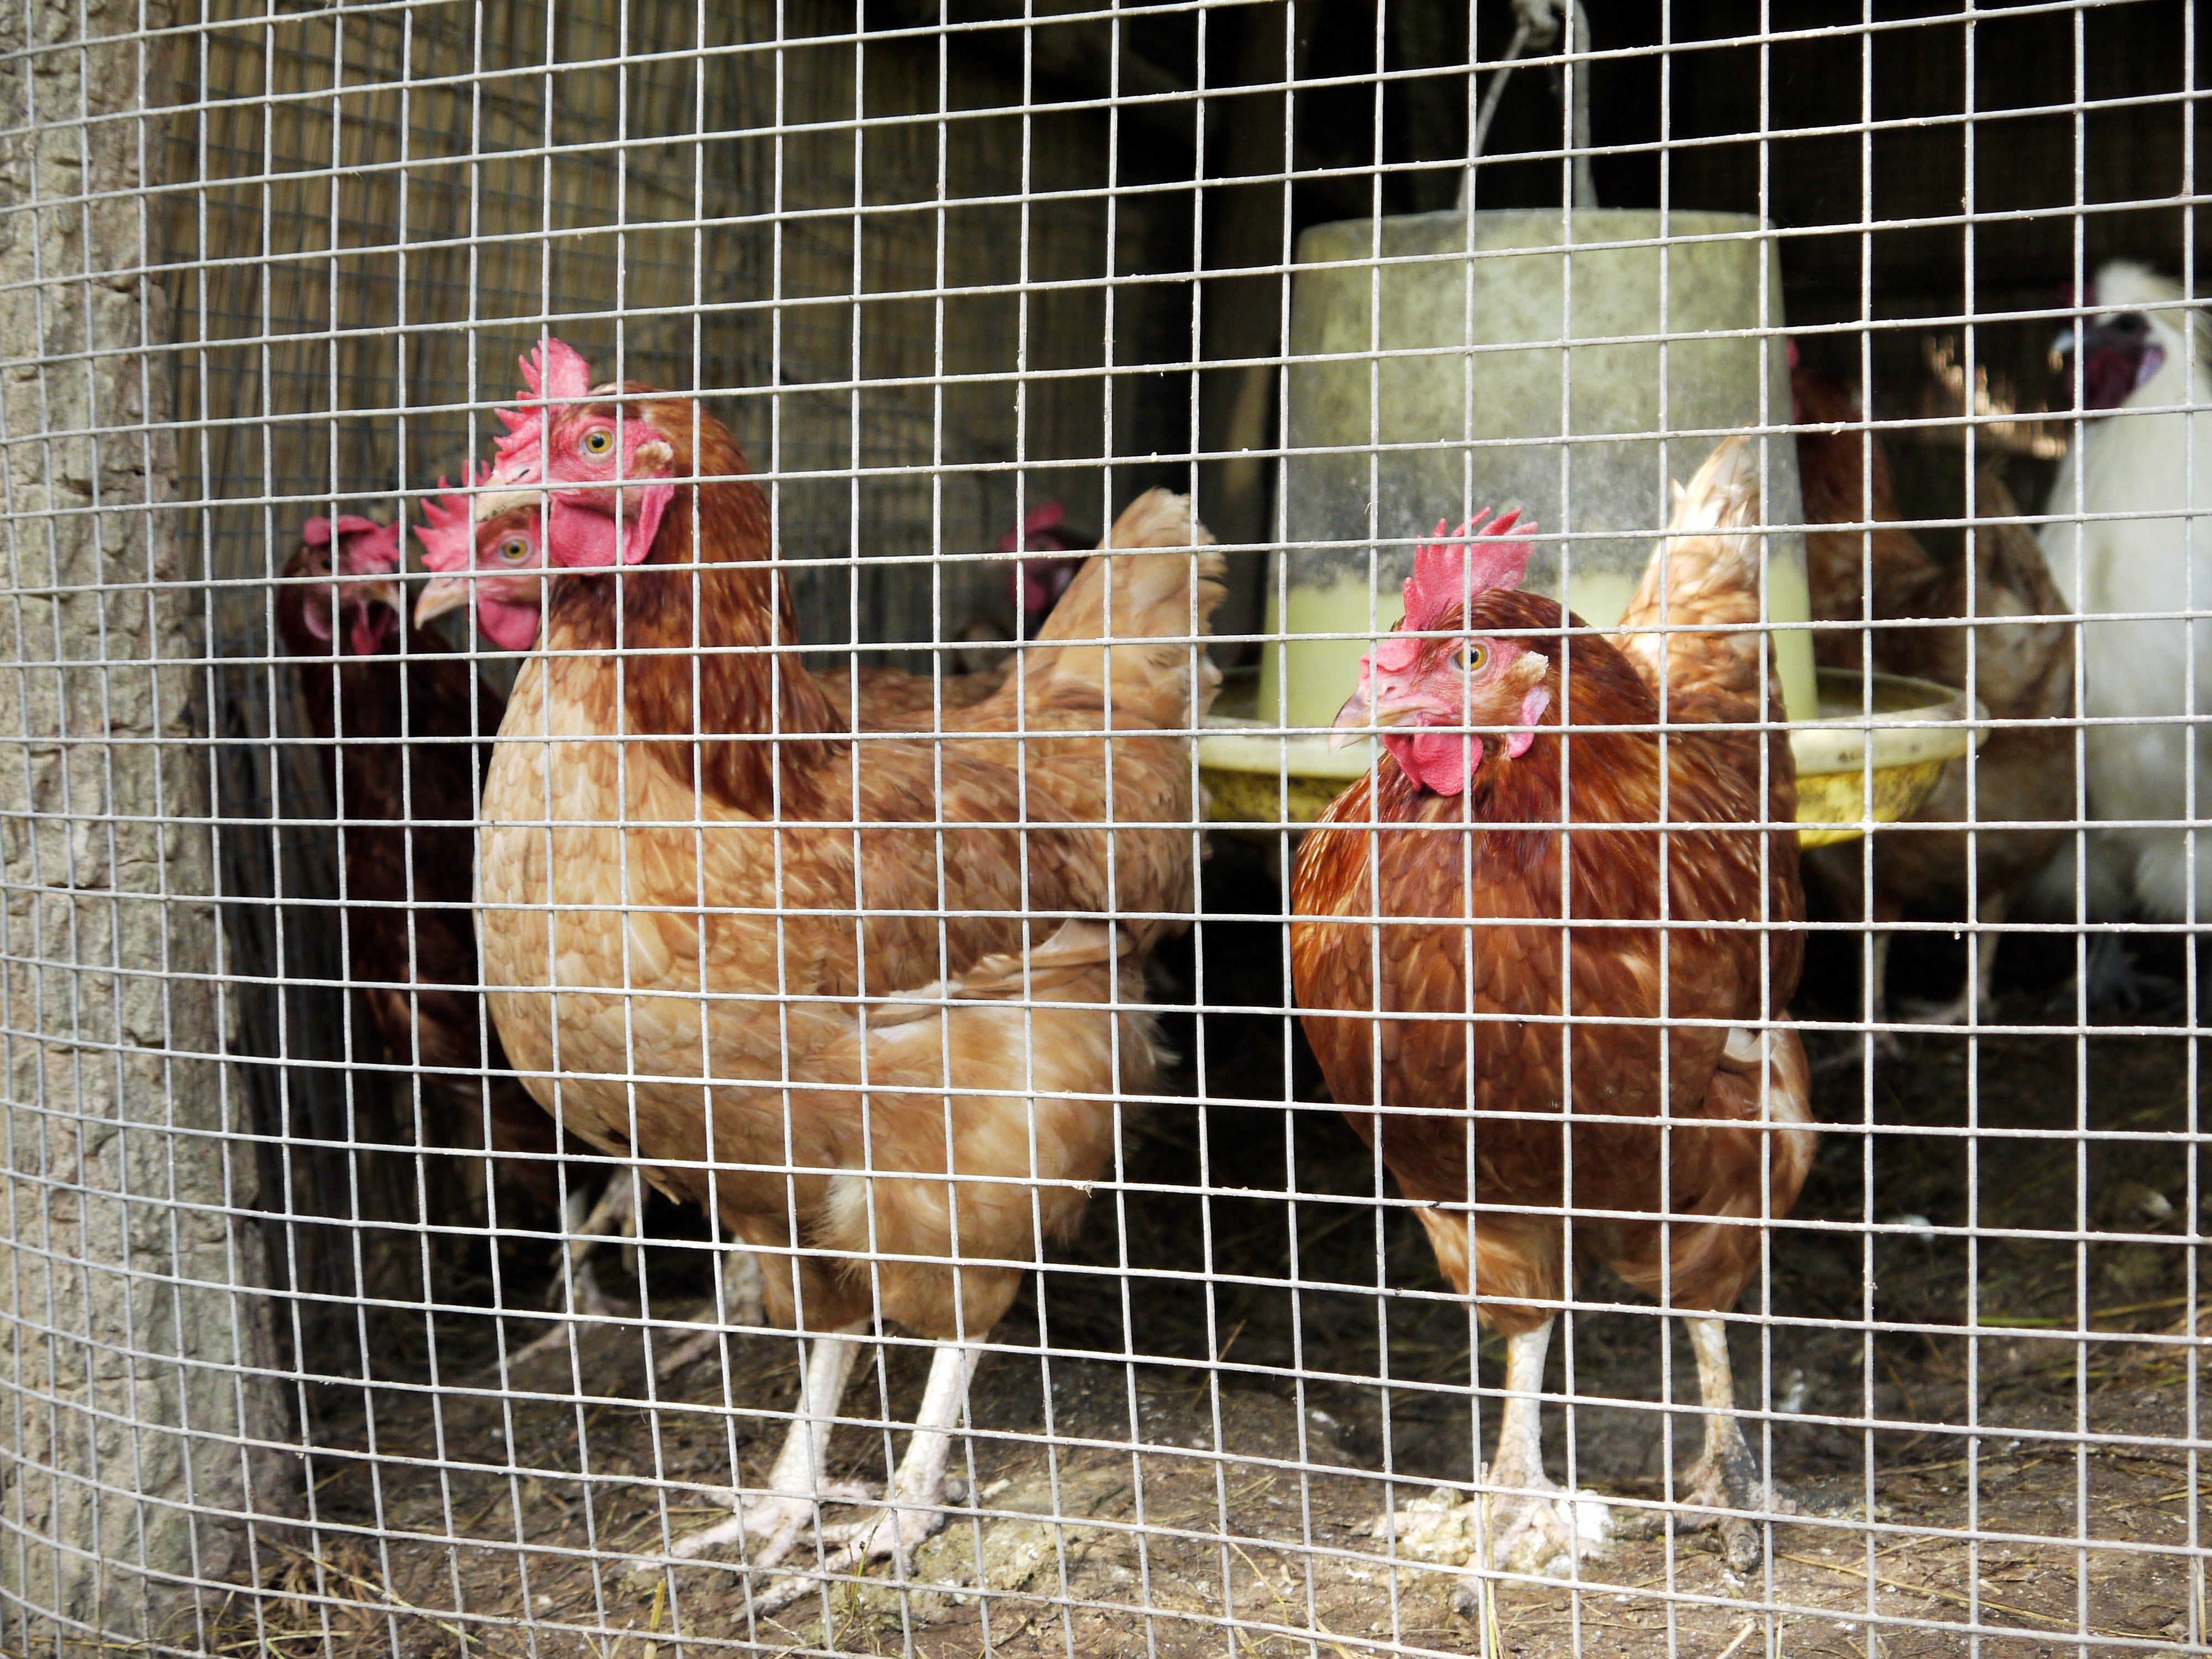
[{"xmin": 0, "ymin": 2, "xmax": 293, "ymax": 1648}]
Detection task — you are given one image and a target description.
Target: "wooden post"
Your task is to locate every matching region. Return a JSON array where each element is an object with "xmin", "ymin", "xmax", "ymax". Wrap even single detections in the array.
[{"xmin": 0, "ymin": 1, "xmax": 292, "ymax": 1646}]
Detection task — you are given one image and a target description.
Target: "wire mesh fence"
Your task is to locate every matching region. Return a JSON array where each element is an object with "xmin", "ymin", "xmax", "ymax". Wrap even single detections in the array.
[{"xmin": 0, "ymin": 1, "xmax": 2204, "ymax": 1655}]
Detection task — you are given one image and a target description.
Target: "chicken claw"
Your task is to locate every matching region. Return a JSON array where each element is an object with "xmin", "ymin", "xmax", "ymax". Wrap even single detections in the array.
[
  {"xmin": 1361, "ymin": 1478, "xmax": 1607, "ymax": 1577},
  {"xmin": 721, "ymin": 1340, "xmax": 984, "ymax": 1619},
  {"xmin": 822, "ymin": 1493, "xmax": 951, "ymax": 1573},
  {"xmin": 1616, "ymin": 1318, "xmax": 1798, "ymax": 1572},
  {"xmin": 645, "ymin": 1480, "xmax": 880, "ymax": 1575},
  {"xmin": 631, "ymin": 1331, "xmax": 870, "ymax": 1578},
  {"xmin": 726, "ymin": 1498, "xmax": 952, "ymax": 1619},
  {"xmin": 1677, "ymin": 1445, "xmax": 1778, "ymax": 1573},
  {"xmin": 1486, "ymin": 1470, "xmax": 1611, "ymax": 1577}
]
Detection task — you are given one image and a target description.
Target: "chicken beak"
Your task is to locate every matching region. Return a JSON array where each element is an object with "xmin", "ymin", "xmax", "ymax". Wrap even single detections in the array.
[
  {"xmin": 1328, "ymin": 685, "xmax": 1371, "ymax": 749},
  {"xmin": 415, "ymin": 573, "xmax": 471, "ymax": 627},
  {"xmin": 1331, "ymin": 686, "xmax": 1412, "ymax": 749},
  {"xmin": 473, "ymin": 487, "xmax": 543, "ymax": 525},
  {"xmin": 2049, "ymin": 325, "xmax": 2077, "ymax": 371},
  {"xmin": 359, "ymin": 577, "xmax": 403, "ymax": 618}
]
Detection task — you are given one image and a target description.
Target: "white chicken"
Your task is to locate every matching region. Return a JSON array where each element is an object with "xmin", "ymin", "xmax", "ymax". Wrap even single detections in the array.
[{"xmin": 2038, "ymin": 260, "xmax": 2212, "ymax": 932}]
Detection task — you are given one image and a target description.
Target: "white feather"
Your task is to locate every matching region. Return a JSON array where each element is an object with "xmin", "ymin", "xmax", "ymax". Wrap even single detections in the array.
[{"xmin": 2039, "ymin": 260, "xmax": 2212, "ymax": 920}]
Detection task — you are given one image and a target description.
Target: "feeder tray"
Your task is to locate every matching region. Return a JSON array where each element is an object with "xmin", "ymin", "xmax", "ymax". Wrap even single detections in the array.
[
  {"xmin": 1791, "ymin": 669, "xmax": 1984, "ymax": 848},
  {"xmin": 1198, "ymin": 668, "xmax": 1979, "ymax": 848}
]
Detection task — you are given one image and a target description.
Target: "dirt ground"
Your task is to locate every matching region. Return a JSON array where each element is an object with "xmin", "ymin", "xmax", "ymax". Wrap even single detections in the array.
[{"xmin": 208, "ymin": 841, "xmax": 2209, "ymax": 1658}]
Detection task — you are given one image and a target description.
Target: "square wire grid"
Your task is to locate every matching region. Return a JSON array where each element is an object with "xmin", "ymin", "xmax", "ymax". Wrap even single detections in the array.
[{"xmin": 0, "ymin": 3, "xmax": 2203, "ymax": 1657}]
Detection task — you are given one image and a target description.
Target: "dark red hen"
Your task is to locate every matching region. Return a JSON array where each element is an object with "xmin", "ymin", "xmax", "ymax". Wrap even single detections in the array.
[
  {"xmin": 1291, "ymin": 437, "xmax": 1814, "ymax": 1579},
  {"xmin": 276, "ymin": 511, "xmax": 560, "ymax": 1216}
]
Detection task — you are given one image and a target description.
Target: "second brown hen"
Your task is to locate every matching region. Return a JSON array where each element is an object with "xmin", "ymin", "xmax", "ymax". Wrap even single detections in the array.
[
  {"xmin": 1797, "ymin": 368, "xmax": 2073, "ymax": 1026},
  {"xmin": 276, "ymin": 515, "xmax": 562, "ymax": 1216},
  {"xmin": 1797, "ymin": 364, "xmax": 1943, "ymax": 668}
]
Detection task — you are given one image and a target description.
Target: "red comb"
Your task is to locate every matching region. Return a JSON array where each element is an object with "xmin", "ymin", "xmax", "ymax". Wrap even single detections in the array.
[
  {"xmin": 337, "ymin": 518, "xmax": 404, "ymax": 574},
  {"xmin": 520, "ymin": 338, "xmax": 593, "ymax": 404},
  {"xmin": 491, "ymin": 338, "xmax": 594, "ymax": 483},
  {"xmin": 999, "ymin": 499, "xmax": 1067, "ymax": 554},
  {"xmin": 416, "ymin": 464, "xmax": 492, "ymax": 572},
  {"xmin": 301, "ymin": 512, "xmax": 382, "ymax": 548},
  {"xmin": 1401, "ymin": 510, "xmax": 1533, "ymax": 632}
]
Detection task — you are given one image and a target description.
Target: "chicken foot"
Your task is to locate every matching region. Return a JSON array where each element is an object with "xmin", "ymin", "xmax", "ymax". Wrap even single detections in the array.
[
  {"xmin": 1478, "ymin": 1321, "xmax": 1611, "ymax": 1577},
  {"xmin": 502, "ymin": 1176, "xmax": 644, "ymax": 1367},
  {"xmin": 1671, "ymin": 1316, "xmax": 1794, "ymax": 1572},
  {"xmin": 641, "ymin": 1328, "xmax": 880, "ymax": 1574},
  {"xmin": 1897, "ymin": 893, "xmax": 2007, "ymax": 1029},
  {"xmin": 734, "ymin": 1339, "xmax": 987, "ymax": 1616}
]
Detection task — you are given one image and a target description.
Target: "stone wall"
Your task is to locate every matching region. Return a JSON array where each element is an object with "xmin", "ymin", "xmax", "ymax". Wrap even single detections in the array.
[{"xmin": 0, "ymin": 0, "xmax": 291, "ymax": 1647}]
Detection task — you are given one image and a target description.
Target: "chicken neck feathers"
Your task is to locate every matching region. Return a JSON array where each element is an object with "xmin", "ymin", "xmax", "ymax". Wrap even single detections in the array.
[{"xmin": 1794, "ymin": 366, "xmax": 1943, "ymax": 669}]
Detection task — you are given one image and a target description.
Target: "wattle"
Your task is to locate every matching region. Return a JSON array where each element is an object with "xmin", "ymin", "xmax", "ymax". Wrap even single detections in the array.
[
  {"xmin": 348, "ymin": 607, "xmax": 394, "ymax": 657},
  {"xmin": 546, "ymin": 484, "xmax": 674, "ymax": 568},
  {"xmin": 2084, "ymin": 344, "xmax": 2144, "ymax": 411},
  {"xmin": 1385, "ymin": 728, "xmax": 1480, "ymax": 796},
  {"xmin": 477, "ymin": 596, "xmax": 544, "ymax": 651}
]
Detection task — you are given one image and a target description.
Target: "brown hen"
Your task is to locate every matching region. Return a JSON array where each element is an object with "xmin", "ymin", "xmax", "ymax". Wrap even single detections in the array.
[
  {"xmin": 1796, "ymin": 363, "xmax": 1943, "ymax": 669},
  {"xmin": 467, "ymin": 340, "xmax": 1221, "ymax": 1601},
  {"xmin": 1796, "ymin": 364, "xmax": 2073, "ymax": 1026},
  {"xmin": 1290, "ymin": 436, "xmax": 1814, "ymax": 1578}
]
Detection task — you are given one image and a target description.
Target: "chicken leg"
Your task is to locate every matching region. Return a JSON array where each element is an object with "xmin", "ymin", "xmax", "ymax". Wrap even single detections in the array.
[
  {"xmin": 645, "ymin": 1327, "xmax": 880, "ymax": 1573},
  {"xmin": 563, "ymin": 1174, "xmax": 639, "ymax": 1316},
  {"xmin": 1481, "ymin": 1321, "xmax": 1610, "ymax": 1575},
  {"xmin": 733, "ymin": 1339, "xmax": 987, "ymax": 1616},
  {"xmin": 1898, "ymin": 893, "xmax": 2007, "ymax": 1028},
  {"xmin": 641, "ymin": 1334, "xmax": 986, "ymax": 1614},
  {"xmin": 654, "ymin": 1246, "xmax": 771, "ymax": 1379},
  {"xmin": 503, "ymin": 1176, "xmax": 644, "ymax": 1366},
  {"xmin": 1676, "ymin": 1316, "xmax": 1786, "ymax": 1572}
]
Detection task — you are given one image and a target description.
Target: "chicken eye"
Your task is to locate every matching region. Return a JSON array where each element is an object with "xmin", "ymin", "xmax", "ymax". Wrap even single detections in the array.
[
  {"xmin": 582, "ymin": 427, "xmax": 615, "ymax": 457},
  {"xmin": 1454, "ymin": 642, "xmax": 1489, "ymax": 674},
  {"xmin": 498, "ymin": 536, "xmax": 530, "ymax": 564}
]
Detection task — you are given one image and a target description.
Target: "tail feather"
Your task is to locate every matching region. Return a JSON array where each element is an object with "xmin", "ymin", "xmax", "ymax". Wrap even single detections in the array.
[
  {"xmin": 1611, "ymin": 434, "xmax": 1773, "ymax": 706},
  {"xmin": 1027, "ymin": 488, "xmax": 1227, "ymax": 731},
  {"xmin": 869, "ymin": 921, "xmax": 1132, "ymax": 1025}
]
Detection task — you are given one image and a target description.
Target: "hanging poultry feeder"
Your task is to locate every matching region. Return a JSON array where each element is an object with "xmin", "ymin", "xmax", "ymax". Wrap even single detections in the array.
[
  {"xmin": 1197, "ymin": 201, "xmax": 1979, "ymax": 841},
  {"xmin": 1205, "ymin": 9, "xmax": 1968, "ymax": 845}
]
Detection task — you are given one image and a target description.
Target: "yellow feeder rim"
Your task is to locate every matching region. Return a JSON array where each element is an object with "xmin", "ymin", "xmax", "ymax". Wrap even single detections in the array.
[{"xmin": 1198, "ymin": 668, "xmax": 1983, "ymax": 846}]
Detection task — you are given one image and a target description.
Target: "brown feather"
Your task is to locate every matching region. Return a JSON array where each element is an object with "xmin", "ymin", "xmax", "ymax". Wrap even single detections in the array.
[{"xmin": 1794, "ymin": 373, "xmax": 2075, "ymax": 932}]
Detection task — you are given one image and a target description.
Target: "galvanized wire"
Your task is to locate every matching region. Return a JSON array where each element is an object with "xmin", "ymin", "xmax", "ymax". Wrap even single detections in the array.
[{"xmin": 0, "ymin": 3, "xmax": 2203, "ymax": 1657}]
